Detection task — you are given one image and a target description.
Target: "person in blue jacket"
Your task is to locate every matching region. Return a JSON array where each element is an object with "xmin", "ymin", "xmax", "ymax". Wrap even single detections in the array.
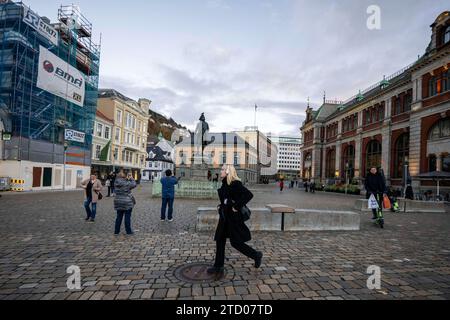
[{"xmin": 160, "ymin": 169, "xmax": 180, "ymax": 222}]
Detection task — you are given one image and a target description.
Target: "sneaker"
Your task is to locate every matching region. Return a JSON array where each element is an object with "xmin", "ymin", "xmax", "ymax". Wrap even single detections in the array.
[
  {"xmin": 126, "ymin": 232, "xmax": 134, "ymax": 236},
  {"xmin": 160, "ymin": 218, "xmax": 165, "ymax": 222},
  {"xmin": 85, "ymin": 217, "xmax": 90, "ymax": 221},
  {"xmin": 89, "ymin": 219, "xmax": 95, "ymax": 223},
  {"xmin": 168, "ymin": 219, "xmax": 174, "ymax": 222},
  {"xmin": 254, "ymin": 252, "xmax": 263, "ymax": 268},
  {"xmin": 207, "ymin": 267, "xmax": 224, "ymax": 274}
]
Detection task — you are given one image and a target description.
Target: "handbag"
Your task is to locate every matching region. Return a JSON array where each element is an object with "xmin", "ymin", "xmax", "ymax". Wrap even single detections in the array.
[
  {"xmin": 383, "ymin": 195, "xmax": 392, "ymax": 210},
  {"xmin": 240, "ymin": 205, "xmax": 251, "ymax": 221},
  {"xmin": 97, "ymin": 192, "xmax": 103, "ymax": 201},
  {"xmin": 131, "ymin": 194, "xmax": 136, "ymax": 205},
  {"xmin": 368, "ymin": 194, "xmax": 379, "ymax": 209}
]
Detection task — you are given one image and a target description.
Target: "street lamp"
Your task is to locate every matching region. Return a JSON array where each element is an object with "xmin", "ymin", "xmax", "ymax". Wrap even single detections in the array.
[
  {"xmin": 345, "ymin": 162, "xmax": 349, "ymax": 195},
  {"xmin": 63, "ymin": 141, "xmax": 69, "ymax": 191},
  {"xmin": 403, "ymin": 156, "xmax": 409, "ymax": 198}
]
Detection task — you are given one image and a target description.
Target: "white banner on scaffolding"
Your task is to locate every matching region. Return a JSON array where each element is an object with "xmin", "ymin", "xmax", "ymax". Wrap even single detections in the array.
[
  {"xmin": 23, "ymin": 6, "xmax": 59, "ymax": 46},
  {"xmin": 65, "ymin": 129, "xmax": 85, "ymax": 143},
  {"xmin": 37, "ymin": 46, "xmax": 85, "ymax": 107}
]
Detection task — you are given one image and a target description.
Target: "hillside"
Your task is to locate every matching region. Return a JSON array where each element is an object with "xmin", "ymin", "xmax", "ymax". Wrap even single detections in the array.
[{"xmin": 147, "ymin": 109, "xmax": 188, "ymax": 142}]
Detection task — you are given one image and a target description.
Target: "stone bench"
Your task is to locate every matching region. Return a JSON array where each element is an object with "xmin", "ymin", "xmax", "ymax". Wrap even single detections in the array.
[
  {"xmin": 196, "ymin": 206, "xmax": 360, "ymax": 232},
  {"xmin": 354, "ymin": 199, "xmax": 446, "ymax": 214}
]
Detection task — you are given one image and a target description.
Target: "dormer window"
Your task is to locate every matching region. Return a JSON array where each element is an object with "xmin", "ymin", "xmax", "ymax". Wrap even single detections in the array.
[{"xmin": 445, "ymin": 25, "xmax": 450, "ymax": 44}]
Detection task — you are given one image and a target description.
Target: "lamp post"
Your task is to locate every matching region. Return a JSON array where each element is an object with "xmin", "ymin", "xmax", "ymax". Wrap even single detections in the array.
[
  {"xmin": 403, "ymin": 156, "xmax": 409, "ymax": 198},
  {"xmin": 345, "ymin": 162, "xmax": 349, "ymax": 195},
  {"xmin": 63, "ymin": 141, "xmax": 68, "ymax": 191}
]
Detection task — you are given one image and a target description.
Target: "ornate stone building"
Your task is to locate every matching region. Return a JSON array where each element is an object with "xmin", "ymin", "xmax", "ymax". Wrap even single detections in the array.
[{"xmin": 300, "ymin": 12, "xmax": 450, "ymax": 195}]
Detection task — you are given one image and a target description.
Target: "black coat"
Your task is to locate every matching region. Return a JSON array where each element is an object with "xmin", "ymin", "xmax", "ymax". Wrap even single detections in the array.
[
  {"xmin": 214, "ymin": 179, "xmax": 254, "ymax": 243},
  {"xmin": 364, "ymin": 172, "xmax": 387, "ymax": 199}
]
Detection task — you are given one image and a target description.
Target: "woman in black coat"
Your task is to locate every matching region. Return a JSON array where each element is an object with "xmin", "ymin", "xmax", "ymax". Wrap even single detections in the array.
[{"xmin": 208, "ymin": 165, "xmax": 263, "ymax": 274}]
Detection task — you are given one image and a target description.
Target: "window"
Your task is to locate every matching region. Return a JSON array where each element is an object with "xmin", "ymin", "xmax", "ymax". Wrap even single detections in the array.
[
  {"xmin": 105, "ymin": 127, "xmax": 110, "ymax": 140},
  {"xmin": 114, "ymin": 148, "xmax": 118, "ymax": 160},
  {"xmin": 115, "ymin": 128, "xmax": 121, "ymax": 142},
  {"xmin": 429, "ymin": 118, "xmax": 450, "ymax": 140},
  {"xmin": 343, "ymin": 145, "xmax": 355, "ymax": 181},
  {"xmin": 222, "ymin": 152, "xmax": 227, "ymax": 164},
  {"xmin": 116, "ymin": 110, "xmax": 122, "ymax": 124},
  {"xmin": 443, "ymin": 71, "xmax": 449, "ymax": 92},
  {"xmin": 429, "ymin": 76, "xmax": 437, "ymax": 96},
  {"xmin": 96, "ymin": 123, "xmax": 103, "ymax": 137},
  {"xmin": 366, "ymin": 140, "xmax": 382, "ymax": 173},
  {"xmin": 395, "ymin": 97, "xmax": 401, "ymax": 115},
  {"xmin": 95, "ymin": 145, "xmax": 101, "ymax": 160},
  {"xmin": 325, "ymin": 149, "xmax": 336, "ymax": 178},
  {"xmin": 394, "ymin": 134, "xmax": 409, "ymax": 178},
  {"xmin": 445, "ymin": 25, "xmax": 450, "ymax": 44}
]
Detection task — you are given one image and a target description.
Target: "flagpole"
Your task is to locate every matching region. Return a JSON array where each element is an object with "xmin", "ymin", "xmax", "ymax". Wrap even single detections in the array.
[{"xmin": 254, "ymin": 104, "xmax": 257, "ymax": 128}]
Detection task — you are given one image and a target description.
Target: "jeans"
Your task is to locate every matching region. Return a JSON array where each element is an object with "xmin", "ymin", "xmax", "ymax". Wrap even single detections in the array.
[
  {"xmin": 161, "ymin": 197, "xmax": 175, "ymax": 220},
  {"xmin": 115, "ymin": 209, "xmax": 132, "ymax": 234},
  {"xmin": 84, "ymin": 198, "xmax": 97, "ymax": 220},
  {"xmin": 214, "ymin": 238, "xmax": 258, "ymax": 268},
  {"xmin": 107, "ymin": 186, "xmax": 112, "ymax": 197}
]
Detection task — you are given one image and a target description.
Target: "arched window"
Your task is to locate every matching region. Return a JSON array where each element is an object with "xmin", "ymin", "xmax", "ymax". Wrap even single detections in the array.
[
  {"xmin": 366, "ymin": 140, "xmax": 382, "ymax": 172},
  {"xmin": 325, "ymin": 149, "xmax": 336, "ymax": 178},
  {"xmin": 428, "ymin": 117, "xmax": 450, "ymax": 140},
  {"xmin": 394, "ymin": 134, "xmax": 409, "ymax": 178},
  {"xmin": 343, "ymin": 145, "xmax": 355, "ymax": 180}
]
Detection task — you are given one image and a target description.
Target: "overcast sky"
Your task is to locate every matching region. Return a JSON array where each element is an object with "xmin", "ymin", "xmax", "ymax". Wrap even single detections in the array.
[{"xmin": 27, "ymin": 0, "xmax": 449, "ymax": 136}]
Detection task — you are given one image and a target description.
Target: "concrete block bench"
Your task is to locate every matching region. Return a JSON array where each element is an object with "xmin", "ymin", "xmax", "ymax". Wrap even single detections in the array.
[
  {"xmin": 354, "ymin": 199, "xmax": 446, "ymax": 214},
  {"xmin": 196, "ymin": 206, "xmax": 360, "ymax": 232}
]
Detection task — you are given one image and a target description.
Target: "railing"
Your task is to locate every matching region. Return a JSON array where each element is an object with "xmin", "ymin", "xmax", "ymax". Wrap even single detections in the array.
[{"xmin": 342, "ymin": 61, "xmax": 418, "ymax": 105}]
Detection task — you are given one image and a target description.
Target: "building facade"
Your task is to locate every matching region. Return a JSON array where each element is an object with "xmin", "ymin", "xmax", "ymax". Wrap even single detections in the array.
[
  {"xmin": 97, "ymin": 89, "xmax": 150, "ymax": 181},
  {"xmin": 174, "ymin": 132, "xmax": 259, "ymax": 184},
  {"xmin": 235, "ymin": 127, "xmax": 278, "ymax": 183},
  {"xmin": 142, "ymin": 145, "xmax": 174, "ymax": 182},
  {"xmin": 269, "ymin": 135, "xmax": 302, "ymax": 180},
  {"xmin": 0, "ymin": 2, "xmax": 100, "ymax": 191},
  {"xmin": 91, "ymin": 110, "xmax": 113, "ymax": 179},
  {"xmin": 300, "ymin": 11, "xmax": 450, "ymax": 195}
]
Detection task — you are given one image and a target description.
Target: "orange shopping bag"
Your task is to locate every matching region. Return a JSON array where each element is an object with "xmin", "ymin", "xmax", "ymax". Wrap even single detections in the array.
[{"xmin": 383, "ymin": 195, "xmax": 391, "ymax": 210}]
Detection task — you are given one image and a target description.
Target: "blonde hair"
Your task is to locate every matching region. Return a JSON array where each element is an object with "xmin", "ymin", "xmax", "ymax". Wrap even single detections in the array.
[{"xmin": 224, "ymin": 164, "xmax": 241, "ymax": 185}]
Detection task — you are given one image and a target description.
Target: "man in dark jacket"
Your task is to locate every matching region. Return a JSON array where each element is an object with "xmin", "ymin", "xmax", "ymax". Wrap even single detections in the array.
[
  {"xmin": 365, "ymin": 167, "xmax": 387, "ymax": 219},
  {"xmin": 160, "ymin": 170, "xmax": 179, "ymax": 222}
]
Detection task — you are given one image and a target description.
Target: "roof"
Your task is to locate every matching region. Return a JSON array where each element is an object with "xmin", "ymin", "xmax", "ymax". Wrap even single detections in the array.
[
  {"xmin": 147, "ymin": 146, "xmax": 173, "ymax": 163},
  {"xmin": 98, "ymin": 89, "xmax": 134, "ymax": 102},
  {"xmin": 95, "ymin": 110, "xmax": 114, "ymax": 123}
]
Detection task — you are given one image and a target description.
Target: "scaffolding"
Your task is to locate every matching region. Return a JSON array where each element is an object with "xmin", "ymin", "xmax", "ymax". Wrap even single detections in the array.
[{"xmin": 0, "ymin": 1, "xmax": 100, "ymax": 165}]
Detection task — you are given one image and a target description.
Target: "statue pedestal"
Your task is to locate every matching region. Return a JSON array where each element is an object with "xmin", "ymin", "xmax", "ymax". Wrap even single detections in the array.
[{"xmin": 191, "ymin": 156, "xmax": 209, "ymax": 180}]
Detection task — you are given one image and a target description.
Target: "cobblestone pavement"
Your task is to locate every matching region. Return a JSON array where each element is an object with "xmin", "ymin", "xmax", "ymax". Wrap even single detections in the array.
[{"xmin": 0, "ymin": 184, "xmax": 449, "ymax": 300}]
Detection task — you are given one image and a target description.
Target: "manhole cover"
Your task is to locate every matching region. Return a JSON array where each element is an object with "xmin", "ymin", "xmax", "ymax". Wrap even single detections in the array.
[{"xmin": 173, "ymin": 263, "xmax": 226, "ymax": 283}]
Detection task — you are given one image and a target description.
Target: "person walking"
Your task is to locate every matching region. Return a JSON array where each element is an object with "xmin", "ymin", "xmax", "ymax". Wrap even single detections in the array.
[
  {"xmin": 81, "ymin": 174, "xmax": 103, "ymax": 222},
  {"xmin": 310, "ymin": 180, "xmax": 316, "ymax": 193},
  {"xmin": 105, "ymin": 177, "xmax": 112, "ymax": 197},
  {"xmin": 110, "ymin": 172, "xmax": 116, "ymax": 196},
  {"xmin": 208, "ymin": 164, "xmax": 263, "ymax": 274},
  {"xmin": 365, "ymin": 167, "xmax": 387, "ymax": 220},
  {"xmin": 279, "ymin": 179, "xmax": 285, "ymax": 192},
  {"xmin": 114, "ymin": 171, "xmax": 137, "ymax": 235},
  {"xmin": 160, "ymin": 169, "xmax": 179, "ymax": 222}
]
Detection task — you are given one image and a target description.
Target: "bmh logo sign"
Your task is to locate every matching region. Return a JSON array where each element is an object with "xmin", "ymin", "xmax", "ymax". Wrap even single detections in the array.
[
  {"xmin": 367, "ymin": 5, "xmax": 381, "ymax": 30},
  {"xmin": 37, "ymin": 46, "xmax": 85, "ymax": 107},
  {"xmin": 43, "ymin": 60, "xmax": 54, "ymax": 73},
  {"xmin": 367, "ymin": 265, "xmax": 381, "ymax": 290}
]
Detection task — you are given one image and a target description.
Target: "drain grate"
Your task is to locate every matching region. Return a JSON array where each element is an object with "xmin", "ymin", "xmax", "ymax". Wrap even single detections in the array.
[{"xmin": 173, "ymin": 263, "xmax": 227, "ymax": 284}]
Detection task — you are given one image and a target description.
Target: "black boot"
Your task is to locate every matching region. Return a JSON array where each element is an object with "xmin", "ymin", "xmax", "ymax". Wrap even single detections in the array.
[{"xmin": 254, "ymin": 252, "xmax": 263, "ymax": 268}]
